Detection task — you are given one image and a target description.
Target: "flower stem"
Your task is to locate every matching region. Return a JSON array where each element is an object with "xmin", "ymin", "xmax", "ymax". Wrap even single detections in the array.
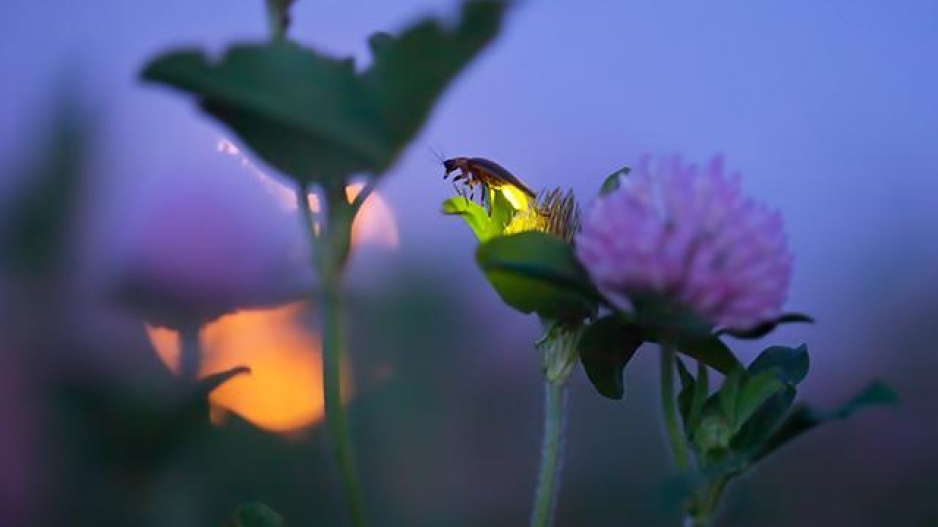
[
  {"xmin": 297, "ymin": 186, "xmax": 368, "ymax": 527},
  {"xmin": 530, "ymin": 380, "xmax": 567, "ymax": 527},
  {"xmin": 685, "ymin": 476, "xmax": 729, "ymax": 527},
  {"xmin": 321, "ymin": 272, "xmax": 367, "ymax": 527},
  {"xmin": 660, "ymin": 344, "xmax": 689, "ymax": 470}
]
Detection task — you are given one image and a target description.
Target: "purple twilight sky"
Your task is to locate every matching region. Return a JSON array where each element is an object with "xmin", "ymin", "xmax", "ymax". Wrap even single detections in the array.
[{"xmin": 2, "ymin": 0, "xmax": 937, "ymax": 383}]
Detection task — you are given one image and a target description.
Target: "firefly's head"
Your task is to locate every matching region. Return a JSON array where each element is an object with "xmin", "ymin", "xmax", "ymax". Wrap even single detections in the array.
[{"xmin": 443, "ymin": 157, "xmax": 467, "ymax": 175}]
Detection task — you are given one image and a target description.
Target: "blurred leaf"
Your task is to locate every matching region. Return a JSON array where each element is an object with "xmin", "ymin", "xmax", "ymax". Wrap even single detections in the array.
[
  {"xmin": 176, "ymin": 366, "xmax": 252, "ymax": 442},
  {"xmin": 747, "ymin": 344, "xmax": 809, "ymax": 385},
  {"xmin": 196, "ymin": 366, "xmax": 251, "ymax": 398},
  {"xmin": 577, "ymin": 315, "xmax": 643, "ymax": 399},
  {"xmin": 717, "ymin": 312, "xmax": 814, "ymax": 340},
  {"xmin": 142, "ymin": 1, "xmax": 506, "ymax": 185},
  {"xmin": 361, "ymin": 1, "xmax": 506, "ymax": 150},
  {"xmin": 599, "ymin": 165, "xmax": 631, "ymax": 195},
  {"xmin": 226, "ymin": 502, "xmax": 285, "ymax": 527},
  {"xmin": 55, "ymin": 368, "xmax": 248, "ymax": 474},
  {"xmin": 2, "ymin": 95, "xmax": 89, "ymax": 279},
  {"xmin": 476, "ymin": 231, "xmax": 600, "ymax": 320},
  {"xmin": 142, "ymin": 43, "xmax": 385, "ymax": 183},
  {"xmin": 754, "ymin": 381, "xmax": 897, "ymax": 461}
]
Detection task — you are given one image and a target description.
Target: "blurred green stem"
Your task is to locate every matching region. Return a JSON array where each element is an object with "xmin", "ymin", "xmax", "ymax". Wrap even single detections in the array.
[
  {"xmin": 265, "ymin": 0, "xmax": 288, "ymax": 41},
  {"xmin": 660, "ymin": 344, "xmax": 689, "ymax": 470},
  {"xmin": 685, "ymin": 476, "xmax": 728, "ymax": 527},
  {"xmin": 530, "ymin": 380, "xmax": 567, "ymax": 527},
  {"xmin": 178, "ymin": 323, "xmax": 201, "ymax": 383},
  {"xmin": 297, "ymin": 184, "xmax": 368, "ymax": 527}
]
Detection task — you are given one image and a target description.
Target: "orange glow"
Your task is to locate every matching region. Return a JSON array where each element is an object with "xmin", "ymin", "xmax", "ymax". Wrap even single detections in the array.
[
  {"xmin": 147, "ymin": 302, "xmax": 337, "ymax": 433},
  {"xmin": 217, "ymin": 139, "xmax": 399, "ymax": 248},
  {"xmin": 346, "ymin": 182, "xmax": 399, "ymax": 248}
]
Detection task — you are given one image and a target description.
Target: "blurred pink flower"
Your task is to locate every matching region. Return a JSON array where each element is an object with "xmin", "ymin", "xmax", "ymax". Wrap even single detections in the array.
[
  {"xmin": 575, "ymin": 155, "xmax": 792, "ymax": 330},
  {"xmin": 93, "ymin": 161, "xmax": 314, "ymax": 330}
]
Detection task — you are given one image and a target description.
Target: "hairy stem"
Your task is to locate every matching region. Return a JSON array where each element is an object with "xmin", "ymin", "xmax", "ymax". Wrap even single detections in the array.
[
  {"xmin": 660, "ymin": 344, "xmax": 689, "ymax": 470},
  {"xmin": 530, "ymin": 380, "xmax": 568, "ymax": 527}
]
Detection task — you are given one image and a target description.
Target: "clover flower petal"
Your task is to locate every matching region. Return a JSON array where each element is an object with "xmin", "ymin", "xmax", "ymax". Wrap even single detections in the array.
[{"xmin": 575, "ymin": 156, "xmax": 792, "ymax": 330}]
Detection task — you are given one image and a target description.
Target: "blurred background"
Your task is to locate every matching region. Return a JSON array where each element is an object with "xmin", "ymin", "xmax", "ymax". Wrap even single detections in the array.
[{"xmin": 1, "ymin": 0, "xmax": 936, "ymax": 526}]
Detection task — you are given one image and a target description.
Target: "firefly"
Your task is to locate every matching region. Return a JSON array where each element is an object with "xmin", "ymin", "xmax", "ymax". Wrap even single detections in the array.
[{"xmin": 442, "ymin": 156, "xmax": 536, "ymax": 211}]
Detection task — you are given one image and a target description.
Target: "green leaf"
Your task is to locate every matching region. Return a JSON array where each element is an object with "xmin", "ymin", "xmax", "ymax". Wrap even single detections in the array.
[
  {"xmin": 676, "ymin": 359, "xmax": 710, "ymax": 437},
  {"xmin": 717, "ymin": 312, "xmax": 814, "ymax": 340},
  {"xmin": 753, "ymin": 381, "xmax": 897, "ymax": 462},
  {"xmin": 748, "ymin": 344, "xmax": 809, "ymax": 385},
  {"xmin": 476, "ymin": 231, "xmax": 600, "ymax": 320},
  {"xmin": 676, "ymin": 358, "xmax": 695, "ymax": 419},
  {"xmin": 718, "ymin": 368, "xmax": 743, "ymax": 426},
  {"xmin": 226, "ymin": 502, "xmax": 284, "ymax": 527},
  {"xmin": 729, "ymin": 385, "xmax": 796, "ymax": 455},
  {"xmin": 599, "ymin": 165, "xmax": 631, "ymax": 195},
  {"xmin": 142, "ymin": 1, "xmax": 506, "ymax": 185},
  {"xmin": 690, "ymin": 361, "xmax": 710, "ymax": 434},
  {"xmin": 734, "ymin": 370, "xmax": 785, "ymax": 431},
  {"xmin": 577, "ymin": 316, "xmax": 644, "ymax": 399}
]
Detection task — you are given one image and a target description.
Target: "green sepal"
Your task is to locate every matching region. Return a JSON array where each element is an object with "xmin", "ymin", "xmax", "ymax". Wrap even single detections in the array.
[
  {"xmin": 441, "ymin": 196, "xmax": 499, "ymax": 242},
  {"xmin": 644, "ymin": 331, "xmax": 741, "ymax": 375},
  {"xmin": 630, "ymin": 295, "xmax": 741, "ymax": 374},
  {"xmin": 475, "ymin": 231, "xmax": 601, "ymax": 321},
  {"xmin": 599, "ymin": 165, "xmax": 631, "ymax": 195},
  {"xmin": 577, "ymin": 315, "xmax": 643, "ymax": 399},
  {"xmin": 717, "ymin": 312, "xmax": 814, "ymax": 340}
]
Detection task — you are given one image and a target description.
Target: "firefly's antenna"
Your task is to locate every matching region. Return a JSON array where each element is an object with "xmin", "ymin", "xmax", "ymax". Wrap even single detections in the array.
[{"xmin": 427, "ymin": 145, "xmax": 447, "ymax": 165}]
